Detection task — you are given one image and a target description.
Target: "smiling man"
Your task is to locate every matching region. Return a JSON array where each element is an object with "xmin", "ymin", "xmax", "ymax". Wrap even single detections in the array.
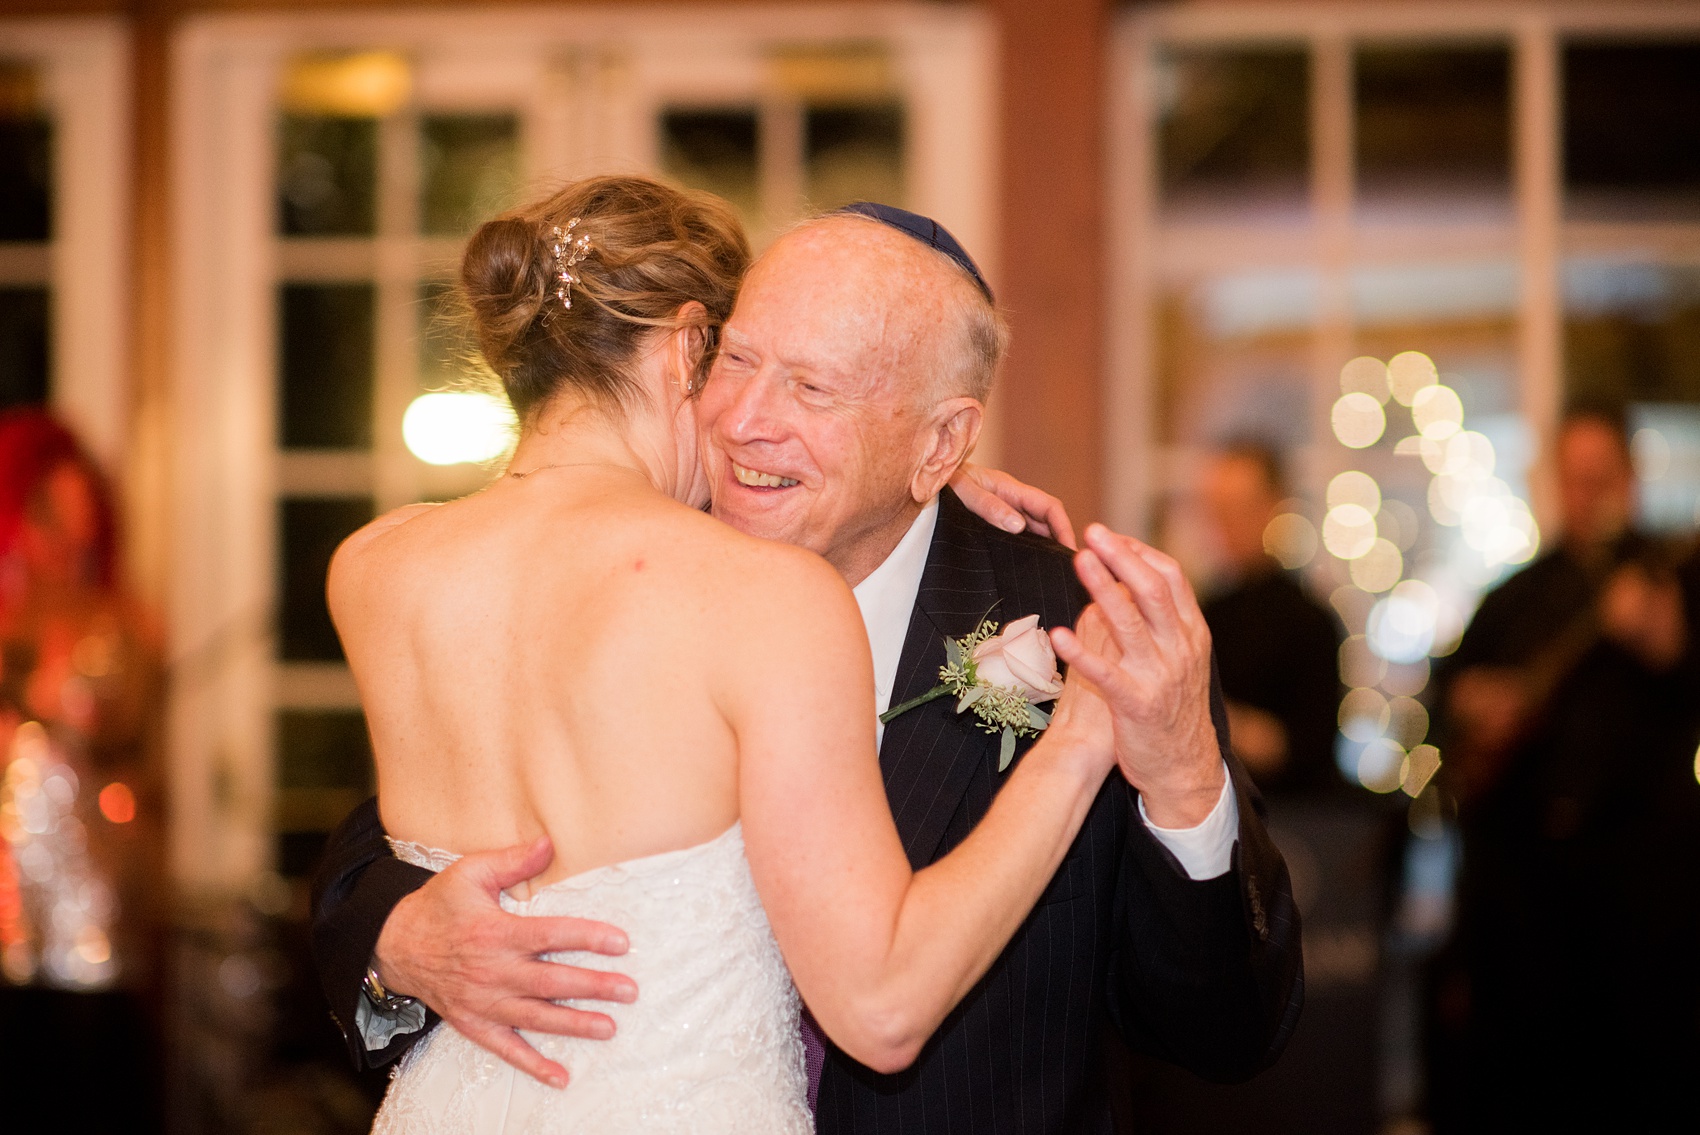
[{"xmin": 311, "ymin": 204, "xmax": 1301, "ymax": 1133}]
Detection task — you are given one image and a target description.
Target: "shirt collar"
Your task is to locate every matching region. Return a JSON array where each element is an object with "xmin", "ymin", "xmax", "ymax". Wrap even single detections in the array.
[{"xmin": 852, "ymin": 497, "xmax": 939, "ymax": 733}]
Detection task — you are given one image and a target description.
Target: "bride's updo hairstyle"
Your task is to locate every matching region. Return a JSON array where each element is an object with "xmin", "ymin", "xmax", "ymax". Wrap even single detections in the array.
[{"xmin": 460, "ymin": 174, "xmax": 750, "ymax": 420}]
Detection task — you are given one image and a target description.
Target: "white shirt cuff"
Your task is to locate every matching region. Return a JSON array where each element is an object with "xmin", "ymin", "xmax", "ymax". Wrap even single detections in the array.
[{"xmin": 1137, "ymin": 764, "xmax": 1238, "ymax": 880}]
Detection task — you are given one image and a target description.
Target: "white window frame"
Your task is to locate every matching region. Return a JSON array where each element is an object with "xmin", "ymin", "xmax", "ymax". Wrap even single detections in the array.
[
  {"xmin": 169, "ymin": 3, "xmax": 995, "ymax": 892},
  {"xmin": 1106, "ymin": 1, "xmax": 1700, "ymax": 538},
  {"xmin": 0, "ymin": 16, "xmax": 131, "ymax": 469}
]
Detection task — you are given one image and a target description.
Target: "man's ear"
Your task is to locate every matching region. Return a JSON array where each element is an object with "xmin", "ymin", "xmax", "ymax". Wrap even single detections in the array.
[{"xmin": 911, "ymin": 397, "xmax": 984, "ymax": 503}]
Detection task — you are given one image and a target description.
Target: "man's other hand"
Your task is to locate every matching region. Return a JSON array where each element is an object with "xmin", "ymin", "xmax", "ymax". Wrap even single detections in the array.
[
  {"xmin": 374, "ymin": 836, "xmax": 637, "ymax": 1088},
  {"xmin": 1051, "ymin": 524, "xmax": 1224, "ymax": 828},
  {"xmin": 950, "ymin": 463, "xmax": 1078, "ymax": 549}
]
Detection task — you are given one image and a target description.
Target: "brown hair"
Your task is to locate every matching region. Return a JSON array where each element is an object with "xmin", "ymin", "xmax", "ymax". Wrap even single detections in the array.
[{"xmin": 460, "ymin": 175, "xmax": 750, "ymax": 420}]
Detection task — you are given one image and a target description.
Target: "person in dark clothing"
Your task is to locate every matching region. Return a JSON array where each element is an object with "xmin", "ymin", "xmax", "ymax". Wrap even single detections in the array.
[
  {"xmin": 1428, "ymin": 407, "xmax": 1700, "ymax": 1132},
  {"xmin": 1198, "ymin": 444, "xmax": 1344, "ymax": 797}
]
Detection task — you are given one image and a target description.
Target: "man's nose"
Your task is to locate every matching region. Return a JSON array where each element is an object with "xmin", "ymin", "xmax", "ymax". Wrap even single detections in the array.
[{"xmin": 717, "ymin": 373, "xmax": 787, "ymax": 444}]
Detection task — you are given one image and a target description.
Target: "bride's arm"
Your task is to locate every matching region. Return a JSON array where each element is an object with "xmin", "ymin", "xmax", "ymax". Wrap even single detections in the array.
[{"xmin": 722, "ymin": 548, "xmax": 1113, "ymax": 1073}]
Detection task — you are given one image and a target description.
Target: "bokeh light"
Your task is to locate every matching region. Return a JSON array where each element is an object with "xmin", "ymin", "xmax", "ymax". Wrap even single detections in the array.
[
  {"xmin": 1387, "ymin": 350, "xmax": 1438, "ymax": 406},
  {"xmin": 1381, "ymin": 656, "xmax": 1431, "ymax": 697},
  {"xmin": 1357, "ymin": 738, "xmax": 1406, "ymax": 793},
  {"xmin": 1323, "ymin": 503, "xmax": 1379, "ymax": 559},
  {"xmin": 402, "ymin": 392, "xmax": 517, "ymax": 465},
  {"xmin": 1402, "ymin": 744, "xmax": 1442, "ymax": 797},
  {"xmin": 1412, "ymin": 384, "xmax": 1464, "ymax": 440},
  {"xmin": 1632, "ymin": 427, "xmax": 1671, "ymax": 481},
  {"xmin": 1339, "ymin": 355, "xmax": 1391, "ymax": 402},
  {"xmin": 1349, "ymin": 537, "xmax": 1403, "ymax": 592},
  {"xmin": 1263, "ymin": 512, "xmax": 1319, "ymax": 569},
  {"xmin": 98, "ymin": 782, "xmax": 136, "ymax": 824},
  {"xmin": 1367, "ymin": 579, "xmax": 1440, "ymax": 663},
  {"xmin": 1339, "ymin": 634, "xmax": 1388, "ymax": 690},
  {"xmin": 1386, "ymin": 695, "xmax": 1430, "ymax": 748},
  {"xmin": 1340, "ymin": 687, "xmax": 1391, "ymax": 741},
  {"xmin": 1327, "ymin": 470, "xmax": 1381, "ymax": 514},
  {"xmin": 1331, "ymin": 392, "xmax": 1387, "ymax": 449}
]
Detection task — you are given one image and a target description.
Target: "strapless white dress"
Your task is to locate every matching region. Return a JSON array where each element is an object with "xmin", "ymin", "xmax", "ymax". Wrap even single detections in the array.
[{"xmin": 371, "ymin": 823, "xmax": 812, "ymax": 1135}]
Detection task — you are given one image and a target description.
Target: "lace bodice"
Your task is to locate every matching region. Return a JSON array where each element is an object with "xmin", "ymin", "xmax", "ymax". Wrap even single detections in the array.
[{"xmin": 372, "ymin": 824, "xmax": 811, "ymax": 1135}]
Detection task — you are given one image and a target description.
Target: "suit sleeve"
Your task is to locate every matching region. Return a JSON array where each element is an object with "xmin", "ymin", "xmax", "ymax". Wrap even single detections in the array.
[
  {"xmin": 1103, "ymin": 665, "xmax": 1305, "ymax": 1082},
  {"xmin": 309, "ymin": 795, "xmax": 440, "ymax": 1069}
]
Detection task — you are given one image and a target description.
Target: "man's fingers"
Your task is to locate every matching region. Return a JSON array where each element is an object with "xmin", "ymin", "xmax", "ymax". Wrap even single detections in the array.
[
  {"xmin": 1074, "ymin": 550, "xmax": 1156, "ymax": 657},
  {"xmin": 517, "ymin": 957, "xmax": 638, "ymax": 1005},
  {"xmin": 460, "ymin": 836, "xmax": 555, "ymax": 895},
  {"xmin": 463, "ymin": 1020, "xmax": 569, "ymax": 1089},
  {"xmin": 1082, "ymin": 525, "xmax": 1184, "ymax": 640},
  {"xmin": 515, "ymin": 914, "xmax": 630, "ymax": 959},
  {"xmin": 1051, "ymin": 625, "xmax": 1134, "ymax": 702},
  {"xmin": 503, "ymin": 999, "xmax": 619, "ymax": 1042}
]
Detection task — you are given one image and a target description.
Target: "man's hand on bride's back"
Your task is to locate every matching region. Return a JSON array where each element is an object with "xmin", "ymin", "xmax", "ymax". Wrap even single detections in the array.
[{"xmin": 374, "ymin": 836, "xmax": 637, "ymax": 1089}]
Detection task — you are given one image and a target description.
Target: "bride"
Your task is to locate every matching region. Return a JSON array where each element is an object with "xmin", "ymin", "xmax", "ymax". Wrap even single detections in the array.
[{"xmin": 330, "ymin": 175, "xmax": 1117, "ymax": 1133}]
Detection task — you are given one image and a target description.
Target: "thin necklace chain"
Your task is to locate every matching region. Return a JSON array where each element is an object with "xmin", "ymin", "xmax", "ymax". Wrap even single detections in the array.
[{"xmin": 506, "ymin": 461, "xmax": 646, "ymax": 481}]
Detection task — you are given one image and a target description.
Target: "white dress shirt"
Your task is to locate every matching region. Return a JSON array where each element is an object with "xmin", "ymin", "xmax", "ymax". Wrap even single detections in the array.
[{"xmin": 851, "ymin": 498, "xmax": 1238, "ymax": 881}]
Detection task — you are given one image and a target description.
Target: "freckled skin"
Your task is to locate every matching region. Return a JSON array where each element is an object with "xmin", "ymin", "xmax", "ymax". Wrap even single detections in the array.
[{"xmin": 696, "ymin": 217, "xmax": 982, "ymax": 588}]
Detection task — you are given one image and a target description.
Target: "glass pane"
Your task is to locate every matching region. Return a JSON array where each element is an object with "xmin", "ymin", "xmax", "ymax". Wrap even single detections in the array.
[
  {"xmin": 1564, "ymin": 42, "xmax": 1700, "ymax": 221},
  {"xmin": 1565, "ymin": 260, "xmax": 1700, "ymax": 406},
  {"xmin": 1629, "ymin": 404, "xmax": 1700, "ymax": 533},
  {"xmin": 0, "ymin": 285, "xmax": 49, "ymax": 409},
  {"xmin": 1156, "ymin": 47, "xmax": 1309, "ymax": 219},
  {"xmin": 279, "ymin": 283, "xmax": 374, "ymax": 449},
  {"xmin": 277, "ymin": 115, "xmax": 377, "ymax": 237},
  {"xmin": 421, "ymin": 114, "xmax": 519, "ymax": 236},
  {"xmin": 1355, "ymin": 45, "xmax": 1510, "ymax": 216},
  {"xmin": 661, "ymin": 109, "xmax": 761, "ymax": 233},
  {"xmin": 277, "ymin": 709, "xmax": 371, "ymax": 790},
  {"xmin": 805, "ymin": 103, "xmax": 905, "ymax": 211},
  {"xmin": 0, "ymin": 63, "xmax": 51, "ymax": 241},
  {"xmin": 278, "ymin": 496, "xmax": 374, "ymax": 661}
]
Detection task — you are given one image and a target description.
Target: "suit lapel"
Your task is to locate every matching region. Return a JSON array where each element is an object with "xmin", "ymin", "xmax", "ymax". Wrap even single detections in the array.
[{"xmin": 877, "ymin": 490, "xmax": 1004, "ymax": 867}]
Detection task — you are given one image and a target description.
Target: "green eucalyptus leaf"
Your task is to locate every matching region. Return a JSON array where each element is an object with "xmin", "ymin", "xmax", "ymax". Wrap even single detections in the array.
[
  {"xmin": 998, "ymin": 727, "xmax": 1017, "ymax": 772},
  {"xmin": 957, "ymin": 685, "xmax": 989, "ymax": 713},
  {"xmin": 1028, "ymin": 704, "xmax": 1051, "ymax": 730},
  {"xmin": 944, "ymin": 636, "xmax": 963, "ymax": 667}
]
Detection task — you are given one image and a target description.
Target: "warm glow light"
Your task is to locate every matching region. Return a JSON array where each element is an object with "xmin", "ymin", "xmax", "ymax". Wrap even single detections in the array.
[
  {"xmin": 1412, "ymin": 384, "xmax": 1464, "ymax": 440},
  {"xmin": 1324, "ymin": 504, "xmax": 1378, "ymax": 560},
  {"xmin": 1367, "ymin": 580, "xmax": 1440, "ymax": 663},
  {"xmin": 1387, "ymin": 695, "xmax": 1430, "ymax": 749},
  {"xmin": 1633, "ymin": 427, "xmax": 1672, "ymax": 482},
  {"xmin": 1327, "ymin": 470, "xmax": 1381, "ymax": 514},
  {"xmin": 1331, "ymin": 392, "xmax": 1387, "ymax": 449},
  {"xmin": 1357, "ymin": 738, "xmax": 1406, "ymax": 793},
  {"xmin": 1402, "ymin": 744, "xmax": 1442, "ymax": 797},
  {"xmin": 403, "ymin": 392, "xmax": 517, "ymax": 465},
  {"xmin": 1349, "ymin": 538, "xmax": 1403, "ymax": 593},
  {"xmin": 1339, "ymin": 634, "xmax": 1388, "ymax": 690},
  {"xmin": 1340, "ymin": 687, "xmax": 1391, "ymax": 741},
  {"xmin": 1387, "ymin": 350, "xmax": 1438, "ymax": 406},
  {"xmin": 98, "ymin": 782, "xmax": 135, "ymax": 824},
  {"xmin": 1340, "ymin": 356, "xmax": 1391, "ymax": 402},
  {"xmin": 1263, "ymin": 513, "xmax": 1318, "ymax": 569},
  {"xmin": 282, "ymin": 52, "xmax": 412, "ymax": 116}
]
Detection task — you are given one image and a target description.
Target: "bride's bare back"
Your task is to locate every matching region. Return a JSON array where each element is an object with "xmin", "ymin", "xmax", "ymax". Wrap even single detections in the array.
[{"xmin": 331, "ymin": 468, "xmax": 787, "ymax": 893}]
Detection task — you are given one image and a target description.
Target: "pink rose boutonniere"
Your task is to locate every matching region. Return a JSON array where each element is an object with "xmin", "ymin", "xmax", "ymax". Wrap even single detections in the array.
[{"xmin": 879, "ymin": 614, "xmax": 1064, "ymax": 771}]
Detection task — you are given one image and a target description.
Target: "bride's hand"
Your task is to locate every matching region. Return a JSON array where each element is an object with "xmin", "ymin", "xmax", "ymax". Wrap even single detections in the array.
[
  {"xmin": 1042, "ymin": 605, "xmax": 1118, "ymax": 780},
  {"xmin": 375, "ymin": 837, "xmax": 638, "ymax": 1088},
  {"xmin": 950, "ymin": 463, "xmax": 1078, "ymax": 549}
]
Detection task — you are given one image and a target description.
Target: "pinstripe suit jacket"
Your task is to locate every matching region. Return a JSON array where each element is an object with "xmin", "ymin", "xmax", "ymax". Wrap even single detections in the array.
[
  {"xmin": 813, "ymin": 490, "xmax": 1303, "ymax": 1134},
  {"xmin": 311, "ymin": 489, "xmax": 1303, "ymax": 1131}
]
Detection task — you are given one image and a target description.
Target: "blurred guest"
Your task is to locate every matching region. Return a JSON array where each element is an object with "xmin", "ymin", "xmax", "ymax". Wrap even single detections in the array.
[
  {"xmin": 0, "ymin": 409, "xmax": 164, "ymax": 1133},
  {"xmin": 1429, "ymin": 406, "xmax": 1700, "ymax": 1131},
  {"xmin": 1199, "ymin": 443, "xmax": 1343, "ymax": 796}
]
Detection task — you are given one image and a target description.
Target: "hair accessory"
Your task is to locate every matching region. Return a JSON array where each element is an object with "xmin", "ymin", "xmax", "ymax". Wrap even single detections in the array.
[
  {"xmin": 549, "ymin": 218, "xmax": 593, "ymax": 311},
  {"xmin": 830, "ymin": 202, "xmax": 994, "ymax": 303}
]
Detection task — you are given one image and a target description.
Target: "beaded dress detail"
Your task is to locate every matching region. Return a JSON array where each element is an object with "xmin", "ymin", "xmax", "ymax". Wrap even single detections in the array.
[{"xmin": 372, "ymin": 823, "xmax": 812, "ymax": 1135}]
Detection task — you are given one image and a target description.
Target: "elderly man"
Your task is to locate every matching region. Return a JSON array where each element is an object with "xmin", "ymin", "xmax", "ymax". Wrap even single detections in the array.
[{"xmin": 312, "ymin": 204, "xmax": 1301, "ymax": 1133}]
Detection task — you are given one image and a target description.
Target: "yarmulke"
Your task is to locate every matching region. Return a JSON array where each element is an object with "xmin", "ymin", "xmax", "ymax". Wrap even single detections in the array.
[{"xmin": 830, "ymin": 202, "xmax": 994, "ymax": 303}]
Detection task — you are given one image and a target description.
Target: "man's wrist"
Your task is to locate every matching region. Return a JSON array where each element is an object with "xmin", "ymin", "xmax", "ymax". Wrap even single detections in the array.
[{"xmin": 1134, "ymin": 747, "xmax": 1228, "ymax": 829}]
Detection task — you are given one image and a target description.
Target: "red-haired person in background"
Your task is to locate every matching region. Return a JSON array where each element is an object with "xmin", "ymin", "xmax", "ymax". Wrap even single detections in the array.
[{"xmin": 0, "ymin": 408, "xmax": 164, "ymax": 1131}]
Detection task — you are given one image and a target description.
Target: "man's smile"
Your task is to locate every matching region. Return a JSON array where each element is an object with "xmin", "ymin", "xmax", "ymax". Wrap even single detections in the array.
[{"xmin": 730, "ymin": 461, "xmax": 801, "ymax": 490}]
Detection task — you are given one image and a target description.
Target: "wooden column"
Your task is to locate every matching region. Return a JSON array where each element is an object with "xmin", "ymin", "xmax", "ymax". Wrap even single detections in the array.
[{"xmin": 988, "ymin": 0, "xmax": 1109, "ymax": 526}]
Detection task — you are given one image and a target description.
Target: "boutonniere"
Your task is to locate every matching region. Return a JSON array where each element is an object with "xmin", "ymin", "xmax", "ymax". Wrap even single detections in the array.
[{"xmin": 879, "ymin": 614, "xmax": 1064, "ymax": 771}]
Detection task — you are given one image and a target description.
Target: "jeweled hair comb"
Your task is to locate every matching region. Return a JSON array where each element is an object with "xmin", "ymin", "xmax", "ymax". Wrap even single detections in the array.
[{"xmin": 549, "ymin": 218, "xmax": 593, "ymax": 311}]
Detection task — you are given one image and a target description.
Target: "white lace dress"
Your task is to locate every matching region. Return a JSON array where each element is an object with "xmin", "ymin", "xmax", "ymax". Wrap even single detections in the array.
[{"xmin": 371, "ymin": 823, "xmax": 813, "ymax": 1135}]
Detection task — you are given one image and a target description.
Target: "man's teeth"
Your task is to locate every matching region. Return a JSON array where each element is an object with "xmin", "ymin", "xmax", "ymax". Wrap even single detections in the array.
[{"xmin": 732, "ymin": 464, "xmax": 799, "ymax": 489}]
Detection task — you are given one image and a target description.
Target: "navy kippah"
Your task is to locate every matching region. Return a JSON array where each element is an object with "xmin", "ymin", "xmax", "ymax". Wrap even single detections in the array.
[{"xmin": 830, "ymin": 202, "xmax": 994, "ymax": 303}]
